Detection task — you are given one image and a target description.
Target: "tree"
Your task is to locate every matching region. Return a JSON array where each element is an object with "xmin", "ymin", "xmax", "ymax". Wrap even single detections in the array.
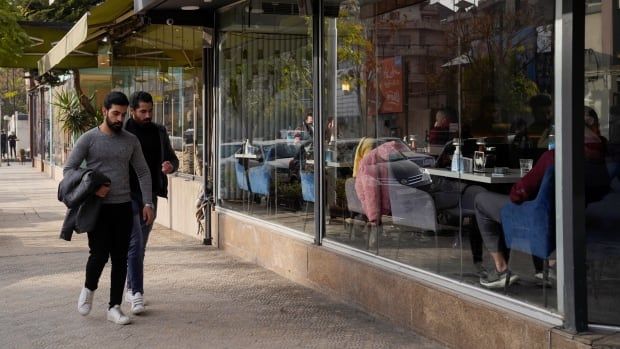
[
  {"xmin": 16, "ymin": 0, "xmax": 98, "ymax": 22},
  {"xmin": 0, "ymin": 0, "xmax": 30, "ymax": 63},
  {"xmin": 442, "ymin": 2, "xmax": 551, "ymax": 121},
  {"xmin": 0, "ymin": 68, "xmax": 27, "ymax": 115}
]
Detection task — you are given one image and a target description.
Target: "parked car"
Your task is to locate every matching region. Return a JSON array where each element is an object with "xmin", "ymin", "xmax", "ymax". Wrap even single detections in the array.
[{"xmin": 322, "ymin": 137, "xmax": 435, "ymax": 168}]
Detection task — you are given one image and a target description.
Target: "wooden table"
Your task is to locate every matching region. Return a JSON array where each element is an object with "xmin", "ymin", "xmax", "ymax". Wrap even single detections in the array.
[{"xmin": 424, "ymin": 167, "xmax": 523, "ymax": 184}]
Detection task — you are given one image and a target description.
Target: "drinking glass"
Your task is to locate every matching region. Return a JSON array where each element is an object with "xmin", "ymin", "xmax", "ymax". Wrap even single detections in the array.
[{"xmin": 519, "ymin": 158, "xmax": 534, "ymax": 176}]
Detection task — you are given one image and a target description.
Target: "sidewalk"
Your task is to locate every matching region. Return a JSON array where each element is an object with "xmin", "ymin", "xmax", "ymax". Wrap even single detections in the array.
[{"xmin": 0, "ymin": 164, "xmax": 445, "ymax": 349}]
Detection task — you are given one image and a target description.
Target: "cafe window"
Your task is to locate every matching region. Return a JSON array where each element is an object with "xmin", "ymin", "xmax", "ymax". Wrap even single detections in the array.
[
  {"xmin": 583, "ymin": 0, "xmax": 620, "ymax": 327},
  {"xmin": 111, "ymin": 25, "xmax": 205, "ymax": 176},
  {"xmin": 322, "ymin": 0, "xmax": 558, "ymax": 311},
  {"xmin": 216, "ymin": 1, "xmax": 315, "ymax": 233}
]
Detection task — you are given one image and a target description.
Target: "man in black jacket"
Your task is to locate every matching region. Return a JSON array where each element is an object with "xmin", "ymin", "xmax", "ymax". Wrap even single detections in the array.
[{"xmin": 124, "ymin": 91, "xmax": 179, "ymax": 314}]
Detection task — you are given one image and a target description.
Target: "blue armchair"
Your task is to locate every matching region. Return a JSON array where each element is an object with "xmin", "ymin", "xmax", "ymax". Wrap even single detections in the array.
[
  {"xmin": 235, "ymin": 162, "xmax": 251, "ymax": 210},
  {"xmin": 300, "ymin": 170, "xmax": 315, "ymax": 232},
  {"xmin": 500, "ymin": 166, "xmax": 555, "ymax": 303},
  {"xmin": 235, "ymin": 162, "xmax": 250, "ymax": 192},
  {"xmin": 248, "ymin": 164, "xmax": 273, "ymax": 213}
]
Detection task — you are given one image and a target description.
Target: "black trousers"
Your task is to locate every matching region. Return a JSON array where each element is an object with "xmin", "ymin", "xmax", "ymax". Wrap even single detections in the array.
[{"xmin": 85, "ymin": 202, "xmax": 133, "ymax": 308}]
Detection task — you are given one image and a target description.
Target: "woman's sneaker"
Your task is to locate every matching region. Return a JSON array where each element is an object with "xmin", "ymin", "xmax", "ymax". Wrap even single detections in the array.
[
  {"xmin": 77, "ymin": 287, "xmax": 94, "ymax": 316},
  {"xmin": 107, "ymin": 305, "xmax": 131, "ymax": 325},
  {"xmin": 480, "ymin": 269, "xmax": 519, "ymax": 289}
]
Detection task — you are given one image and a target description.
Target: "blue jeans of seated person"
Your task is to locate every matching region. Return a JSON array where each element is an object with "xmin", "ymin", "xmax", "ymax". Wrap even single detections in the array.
[{"xmin": 126, "ymin": 197, "xmax": 157, "ymax": 295}]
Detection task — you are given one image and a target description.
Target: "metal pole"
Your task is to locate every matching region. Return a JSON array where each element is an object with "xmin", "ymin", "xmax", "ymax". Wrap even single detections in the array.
[
  {"xmin": 312, "ymin": 0, "xmax": 325, "ymax": 245},
  {"xmin": 202, "ymin": 23, "xmax": 215, "ymax": 246},
  {"xmin": 556, "ymin": 0, "xmax": 587, "ymax": 332}
]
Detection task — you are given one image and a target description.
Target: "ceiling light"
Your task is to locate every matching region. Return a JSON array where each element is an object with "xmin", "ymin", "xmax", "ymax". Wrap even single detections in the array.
[{"xmin": 181, "ymin": 5, "xmax": 199, "ymax": 10}]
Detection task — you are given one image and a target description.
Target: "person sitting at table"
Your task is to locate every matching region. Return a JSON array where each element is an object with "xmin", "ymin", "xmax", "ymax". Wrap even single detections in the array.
[
  {"xmin": 474, "ymin": 149, "xmax": 554, "ymax": 289},
  {"xmin": 429, "ymin": 109, "xmax": 451, "ymax": 146},
  {"xmin": 475, "ymin": 117, "xmax": 610, "ymax": 289},
  {"xmin": 527, "ymin": 94, "xmax": 553, "ymax": 137},
  {"xmin": 525, "ymin": 94, "xmax": 554, "ymax": 150}
]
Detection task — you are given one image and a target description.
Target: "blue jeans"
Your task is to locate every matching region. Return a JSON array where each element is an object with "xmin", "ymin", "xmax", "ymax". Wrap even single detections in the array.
[{"xmin": 126, "ymin": 197, "xmax": 157, "ymax": 294}]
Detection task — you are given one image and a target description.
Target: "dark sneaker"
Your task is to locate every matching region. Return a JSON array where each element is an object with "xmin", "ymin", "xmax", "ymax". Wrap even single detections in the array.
[
  {"xmin": 480, "ymin": 269, "xmax": 519, "ymax": 289},
  {"xmin": 474, "ymin": 262, "xmax": 488, "ymax": 279}
]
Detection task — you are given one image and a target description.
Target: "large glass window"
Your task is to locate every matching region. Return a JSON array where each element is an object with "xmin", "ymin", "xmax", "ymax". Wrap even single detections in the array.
[
  {"xmin": 217, "ymin": 1, "xmax": 315, "ymax": 233},
  {"xmin": 584, "ymin": 0, "xmax": 620, "ymax": 326},
  {"xmin": 111, "ymin": 25, "xmax": 205, "ymax": 176},
  {"xmin": 323, "ymin": 0, "xmax": 557, "ymax": 311}
]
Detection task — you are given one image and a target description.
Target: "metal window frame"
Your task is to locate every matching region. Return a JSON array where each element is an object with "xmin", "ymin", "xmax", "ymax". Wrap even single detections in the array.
[
  {"xmin": 555, "ymin": 0, "xmax": 588, "ymax": 332},
  {"xmin": 312, "ymin": 0, "xmax": 325, "ymax": 246}
]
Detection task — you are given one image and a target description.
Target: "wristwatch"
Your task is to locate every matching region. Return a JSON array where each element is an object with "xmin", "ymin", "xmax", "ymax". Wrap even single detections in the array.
[{"xmin": 144, "ymin": 203, "xmax": 154, "ymax": 208}]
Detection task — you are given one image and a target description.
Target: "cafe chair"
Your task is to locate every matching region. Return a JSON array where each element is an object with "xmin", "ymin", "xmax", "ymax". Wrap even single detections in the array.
[
  {"xmin": 388, "ymin": 184, "xmax": 444, "ymax": 272},
  {"xmin": 441, "ymin": 185, "xmax": 487, "ymax": 272},
  {"xmin": 500, "ymin": 166, "xmax": 555, "ymax": 306},
  {"xmin": 300, "ymin": 170, "xmax": 315, "ymax": 232},
  {"xmin": 248, "ymin": 164, "xmax": 274, "ymax": 214},
  {"xmin": 344, "ymin": 177, "xmax": 381, "ymax": 251},
  {"xmin": 235, "ymin": 162, "xmax": 251, "ymax": 210}
]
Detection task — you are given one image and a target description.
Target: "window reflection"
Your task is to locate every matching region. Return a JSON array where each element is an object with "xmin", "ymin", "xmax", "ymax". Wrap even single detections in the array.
[
  {"xmin": 110, "ymin": 25, "xmax": 204, "ymax": 176},
  {"xmin": 584, "ymin": 0, "xmax": 620, "ymax": 326},
  {"xmin": 217, "ymin": 2, "xmax": 315, "ymax": 232},
  {"xmin": 323, "ymin": 0, "xmax": 557, "ymax": 311}
]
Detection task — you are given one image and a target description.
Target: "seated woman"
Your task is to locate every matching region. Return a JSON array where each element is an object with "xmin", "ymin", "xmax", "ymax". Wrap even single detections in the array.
[
  {"xmin": 475, "ymin": 113, "xmax": 610, "ymax": 289},
  {"xmin": 474, "ymin": 150, "xmax": 554, "ymax": 288},
  {"xmin": 429, "ymin": 109, "xmax": 451, "ymax": 146}
]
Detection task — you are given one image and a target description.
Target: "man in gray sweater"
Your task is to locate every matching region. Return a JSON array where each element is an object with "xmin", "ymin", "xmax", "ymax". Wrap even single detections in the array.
[{"xmin": 64, "ymin": 91, "xmax": 154, "ymax": 325}]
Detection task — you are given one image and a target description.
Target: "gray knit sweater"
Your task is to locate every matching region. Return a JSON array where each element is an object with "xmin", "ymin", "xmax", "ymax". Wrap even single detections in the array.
[{"xmin": 63, "ymin": 127, "xmax": 153, "ymax": 205}]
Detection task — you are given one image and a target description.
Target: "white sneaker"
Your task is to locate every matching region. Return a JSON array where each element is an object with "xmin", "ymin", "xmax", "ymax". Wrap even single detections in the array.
[
  {"xmin": 130, "ymin": 292, "xmax": 145, "ymax": 315},
  {"xmin": 106, "ymin": 305, "xmax": 131, "ymax": 325},
  {"xmin": 77, "ymin": 287, "xmax": 94, "ymax": 316},
  {"xmin": 125, "ymin": 290, "xmax": 133, "ymax": 305}
]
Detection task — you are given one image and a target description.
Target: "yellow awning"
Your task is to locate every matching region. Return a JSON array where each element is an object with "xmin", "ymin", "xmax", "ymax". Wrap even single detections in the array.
[
  {"xmin": 0, "ymin": 22, "xmax": 71, "ymax": 69},
  {"xmin": 37, "ymin": 0, "xmax": 133, "ymax": 74}
]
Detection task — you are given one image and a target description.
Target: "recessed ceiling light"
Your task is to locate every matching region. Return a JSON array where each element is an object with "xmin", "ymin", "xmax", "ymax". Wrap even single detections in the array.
[{"xmin": 181, "ymin": 5, "xmax": 199, "ymax": 10}]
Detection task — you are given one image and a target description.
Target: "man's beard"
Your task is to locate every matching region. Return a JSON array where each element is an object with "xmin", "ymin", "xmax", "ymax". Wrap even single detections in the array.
[{"xmin": 106, "ymin": 116, "xmax": 123, "ymax": 133}]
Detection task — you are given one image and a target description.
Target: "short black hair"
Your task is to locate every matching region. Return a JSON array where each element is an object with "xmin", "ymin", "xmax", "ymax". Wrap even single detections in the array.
[
  {"xmin": 529, "ymin": 94, "xmax": 552, "ymax": 110},
  {"xmin": 129, "ymin": 91, "xmax": 154, "ymax": 109},
  {"xmin": 103, "ymin": 91, "xmax": 129, "ymax": 109}
]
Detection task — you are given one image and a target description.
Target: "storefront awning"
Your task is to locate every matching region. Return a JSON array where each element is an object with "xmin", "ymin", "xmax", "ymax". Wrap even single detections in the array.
[
  {"xmin": 37, "ymin": 0, "xmax": 133, "ymax": 74},
  {"xmin": 0, "ymin": 22, "xmax": 71, "ymax": 69}
]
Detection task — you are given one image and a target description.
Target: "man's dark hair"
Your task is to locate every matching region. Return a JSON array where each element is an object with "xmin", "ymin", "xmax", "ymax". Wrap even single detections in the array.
[
  {"xmin": 103, "ymin": 91, "xmax": 129, "ymax": 109},
  {"xmin": 529, "ymin": 94, "xmax": 552, "ymax": 110},
  {"xmin": 129, "ymin": 91, "xmax": 154, "ymax": 109}
]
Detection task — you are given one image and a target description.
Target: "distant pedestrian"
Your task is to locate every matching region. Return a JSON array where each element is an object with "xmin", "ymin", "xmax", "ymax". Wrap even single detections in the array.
[
  {"xmin": 0, "ymin": 130, "xmax": 6, "ymax": 159},
  {"xmin": 8, "ymin": 132, "xmax": 17, "ymax": 159},
  {"xmin": 124, "ymin": 91, "xmax": 178, "ymax": 314},
  {"xmin": 63, "ymin": 91, "xmax": 154, "ymax": 325}
]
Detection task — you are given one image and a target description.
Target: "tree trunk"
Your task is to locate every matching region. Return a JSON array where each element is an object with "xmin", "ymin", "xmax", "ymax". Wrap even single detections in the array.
[{"xmin": 71, "ymin": 69, "xmax": 96, "ymax": 116}]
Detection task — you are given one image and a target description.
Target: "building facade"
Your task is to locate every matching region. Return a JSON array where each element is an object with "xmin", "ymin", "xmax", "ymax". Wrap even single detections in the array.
[{"xmin": 23, "ymin": 0, "xmax": 620, "ymax": 346}]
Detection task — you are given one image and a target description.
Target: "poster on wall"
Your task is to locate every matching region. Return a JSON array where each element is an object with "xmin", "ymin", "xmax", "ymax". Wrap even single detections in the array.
[
  {"xmin": 378, "ymin": 56, "xmax": 403, "ymax": 114},
  {"xmin": 367, "ymin": 56, "xmax": 404, "ymax": 116}
]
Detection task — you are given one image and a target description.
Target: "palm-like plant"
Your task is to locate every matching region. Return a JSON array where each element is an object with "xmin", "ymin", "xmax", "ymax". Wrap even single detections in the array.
[{"xmin": 52, "ymin": 90, "xmax": 102, "ymax": 143}]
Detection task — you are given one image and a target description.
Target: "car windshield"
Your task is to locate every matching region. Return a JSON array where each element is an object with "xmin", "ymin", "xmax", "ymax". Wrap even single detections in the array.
[{"xmin": 263, "ymin": 143, "xmax": 301, "ymax": 160}]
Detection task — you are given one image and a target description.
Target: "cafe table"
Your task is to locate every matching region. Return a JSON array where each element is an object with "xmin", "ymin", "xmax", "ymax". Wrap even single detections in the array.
[
  {"xmin": 306, "ymin": 159, "xmax": 353, "ymax": 168},
  {"xmin": 424, "ymin": 167, "xmax": 523, "ymax": 184}
]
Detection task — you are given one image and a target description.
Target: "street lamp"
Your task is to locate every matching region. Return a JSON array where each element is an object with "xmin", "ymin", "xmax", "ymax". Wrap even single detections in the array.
[{"xmin": 3, "ymin": 115, "xmax": 10, "ymax": 166}]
